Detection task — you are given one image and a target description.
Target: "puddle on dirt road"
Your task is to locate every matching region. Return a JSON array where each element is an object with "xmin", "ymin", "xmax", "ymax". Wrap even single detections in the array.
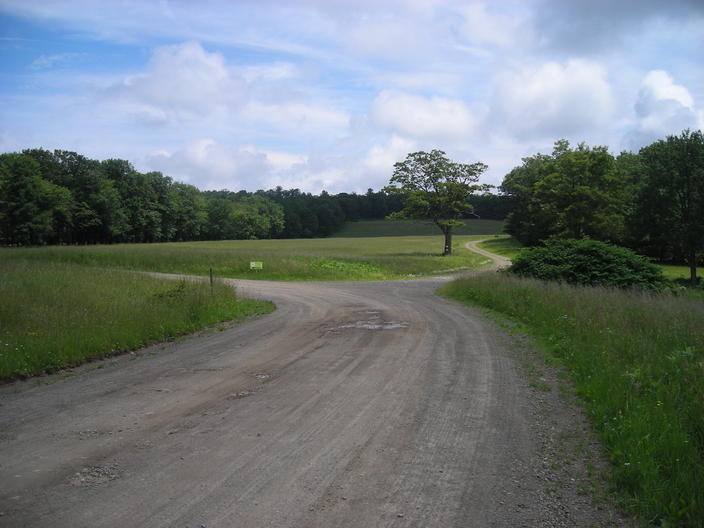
[{"xmin": 334, "ymin": 321, "xmax": 409, "ymax": 330}]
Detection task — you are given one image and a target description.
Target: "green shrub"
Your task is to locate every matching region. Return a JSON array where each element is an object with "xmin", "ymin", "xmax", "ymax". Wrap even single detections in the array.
[{"xmin": 509, "ymin": 238, "xmax": 666, "ymax": 290}]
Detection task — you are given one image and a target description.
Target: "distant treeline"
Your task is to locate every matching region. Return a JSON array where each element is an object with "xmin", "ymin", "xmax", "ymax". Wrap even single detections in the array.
[
  {"xmin": 501, "ymin": 130, "xmax": 704, "ymax": 268},
  {"xmin": 0, "ymin": 148, "xmax": 510, "ymax": 246}
]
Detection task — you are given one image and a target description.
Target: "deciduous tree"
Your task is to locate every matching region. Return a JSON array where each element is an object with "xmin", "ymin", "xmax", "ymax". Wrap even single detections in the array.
[
  {"xmin": 636, "ymin": 129, "xmax": 704, "ymax": 284},
  {"xmin": 385, "ymin": 150, "xmax": 487, "ymax": 255}
]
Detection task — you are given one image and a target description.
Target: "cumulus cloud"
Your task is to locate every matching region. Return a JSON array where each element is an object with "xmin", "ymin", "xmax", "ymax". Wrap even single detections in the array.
[
  {"xmin": 492, "ymin": 60, "xmax": 614, "ymax": 139},
  {"xmin": 370, "ymin": 90, "xmax": 477, "ymax": 139},
  {"xmin": 105, "ymin": 41, "xmax": 247, "ymax": 124},
  {"xmin": 243, "ymin": 101, "xmax": 349, "ymax": 134},
  {"xmin": 623, "ymin": 70, "xmax": 701, "ymax": 150},
  {"xmin": 363, "ymin": 135, "xmax": 418, "ymax": 174},
  {"xmin": 144, "ymin": 139, "xmax": 265, "ymax": 189}
]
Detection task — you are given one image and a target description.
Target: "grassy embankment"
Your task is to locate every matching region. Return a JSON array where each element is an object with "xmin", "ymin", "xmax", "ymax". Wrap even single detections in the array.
[
  {"xmin": 0, "ymin": 260, "xmax": 274, "ymax": 379},
  {"xmin": 0, "ymin": 234, "xmax": 493, "ymax": 282},
  {"xmin": 441, "ymin": 264, "xmax": 704, "ymax": 525}
]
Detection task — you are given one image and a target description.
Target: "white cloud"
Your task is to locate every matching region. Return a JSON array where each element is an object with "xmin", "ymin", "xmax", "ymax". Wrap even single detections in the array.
[
  {"xmin": 457, "ymin": 3, "xmax": 527, "ymax": 48},
  {"xmin": 623, "ymin": 70, "xmax": 700, "ymax": 150},
  {"xmin": 370, "ymin": 90, "xmax": 478, "ymax": 139},
  {"xmin": 344, "ymin": 11, "xmax": 437, "ymax": 61},
  {"xmin": 493, "ymin": 60, "xmax": 615, "ymax": 139},
  {"xmin": 243, "ymin": 101, "xmax": 349, "ymax": 134},
  {"xmin": 30, "ymin": 52, "xmax": 83, "ymax": 69},
  {"xmin": 363, "ymin": 135, "xmax": 418, "ymax": 174},
  {"xmin": 143, "ymin": 139, "xmax": 314, "ymax": 192},
  {"xmin": 145, "ymin": 139, "xmax": 267, "ymax": 190},
  {"xmin": 241, "ymin": 62, "xmax": 298, "ymax": 83},
  {"xmin": 639, "ymin": 70, "xmax": 694, "ymax": 109},
  {"xmin": 105, "ymin": 41, "xmax": 247, "ymax": 124}
]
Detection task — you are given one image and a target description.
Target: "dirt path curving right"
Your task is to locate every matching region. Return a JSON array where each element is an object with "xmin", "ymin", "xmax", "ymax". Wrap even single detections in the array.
[{"xmin": 465, "ymin": 238, "xmax": 512, "ymax": 271}]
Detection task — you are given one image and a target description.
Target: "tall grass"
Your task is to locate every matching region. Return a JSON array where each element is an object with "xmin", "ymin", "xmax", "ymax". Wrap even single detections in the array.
[
  {"xmin": 441, "ymin": 274, "xmax": 704, "ymax": 526},
  {"xmin": 0, "ymin": 236, "xmax": 491, "ymax": 281},
  {"xmin": 0, "ymin": 260, "xmax": 274, "ymax": 379}
]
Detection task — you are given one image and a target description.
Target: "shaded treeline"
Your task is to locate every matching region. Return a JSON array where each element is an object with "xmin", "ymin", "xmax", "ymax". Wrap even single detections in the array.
[
  {"xmin": 0, "ymin": 148, "xmax": 509, "ymax": 246},
  {"xmin": 501, "ymin": 130, "xmax": 704, "ymax": 279}
]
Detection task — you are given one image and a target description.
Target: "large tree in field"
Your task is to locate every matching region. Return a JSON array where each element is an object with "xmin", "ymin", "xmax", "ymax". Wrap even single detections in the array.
[
  {"xmin": 636, "ymin": 129, "xmax": 704, "ymax": 284},
  {"xmin": 385, "ymin": 150, "xmax": 487, "ymax": 255}
]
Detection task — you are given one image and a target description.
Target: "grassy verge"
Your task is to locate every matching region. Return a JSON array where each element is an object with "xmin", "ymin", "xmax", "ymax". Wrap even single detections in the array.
[
  {"xmin": 335, "ymin": 218, "xmax": 505, "ymax": 237},
  {"xmin": 476, "ymin": 235, "xmax": 525, "ymax": 260},
  {"xmin": 440, "ymin": 274, "xmax": 704, "ymax": 526},
  {"xmin": 0, "ymin": 236, "xmax": 492, "ymax": 281},
  {"xmin": 0, "ymin": 260, "xmax": 274, "ymax": 379}
]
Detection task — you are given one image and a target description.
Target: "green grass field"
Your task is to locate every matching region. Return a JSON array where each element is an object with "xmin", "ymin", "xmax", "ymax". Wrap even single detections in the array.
[
  {"xmin": 441, "ymin": 274, "xmax": 704, "ymax": 526},
  {"xmin": 0, "ymin": 260, "xmax": 274, "ymax": 379},
  {"xmin": 0, "ymin": 235, "xmax": 494, "ymax": 281},
  {"xmin": 336, "ymin": 218, "xmax": 505, "ymax": 237}
]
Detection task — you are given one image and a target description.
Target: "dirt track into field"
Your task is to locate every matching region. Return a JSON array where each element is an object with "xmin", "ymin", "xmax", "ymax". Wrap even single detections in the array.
[{"xmin": 0, "ymin": 245, "xmax": 629, "ymax": 527}]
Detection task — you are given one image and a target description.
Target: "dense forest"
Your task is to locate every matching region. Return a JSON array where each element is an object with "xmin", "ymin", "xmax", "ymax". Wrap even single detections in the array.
[
  {"xmin": 0, "ymin": 148, "xmax": 508, "ymax": 247},
  {"xmin": 501, "ymin": 129, "xmax": 704, "ymax": 277}
]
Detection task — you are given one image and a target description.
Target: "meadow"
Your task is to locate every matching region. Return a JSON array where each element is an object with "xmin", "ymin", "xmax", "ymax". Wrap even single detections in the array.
[
  {"xmin": 0, "ymin": 234, "xmax": 494, "ymax": 282},
  {"xmin": 0, "ymin": 260, "xmax": 274, "ymax": 379},
  {"xmin": 441, "ymin": 274, "xmax": 704, "ymax": 526}
]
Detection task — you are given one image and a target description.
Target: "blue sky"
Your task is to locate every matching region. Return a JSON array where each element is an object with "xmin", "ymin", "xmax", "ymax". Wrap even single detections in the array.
[{"xmin": 1, "ymin": 0, "xmax": 703, "ymax": 193}]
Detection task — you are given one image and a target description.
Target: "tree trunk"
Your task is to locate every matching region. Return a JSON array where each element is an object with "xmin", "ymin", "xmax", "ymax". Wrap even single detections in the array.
[
  {"xmin": 443, "ymin": 227, "xmax": 452, "ymax": 256},
  {"xmin": 690, "ymin": 249, "xmax": 698, "ymax": 285}
]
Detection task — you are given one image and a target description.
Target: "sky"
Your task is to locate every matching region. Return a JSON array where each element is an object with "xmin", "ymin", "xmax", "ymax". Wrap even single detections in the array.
[{"xmin": 1, "ymin": 0, "xmax": 703, "ymax": 194}]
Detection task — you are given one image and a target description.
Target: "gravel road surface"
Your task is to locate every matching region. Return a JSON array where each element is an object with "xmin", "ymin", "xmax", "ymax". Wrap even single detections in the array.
[{"xmin": 0, "ymin": 254, "xmax": 630, "ymax": 527}]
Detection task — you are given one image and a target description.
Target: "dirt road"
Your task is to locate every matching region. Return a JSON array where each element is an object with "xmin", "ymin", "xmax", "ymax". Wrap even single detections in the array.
[{"xmin": 0, "ymin": 259, "xmax": 627, "ymax": 527}]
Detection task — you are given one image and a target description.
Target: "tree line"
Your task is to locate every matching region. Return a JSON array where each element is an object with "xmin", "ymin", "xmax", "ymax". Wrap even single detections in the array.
[
  {"xmin": 501, "ymin": 129, "xmax": 704, "ymax": 282},
  {"xmin": 0, "ymin": 148, "xmax": 509, "ymax": 247}
]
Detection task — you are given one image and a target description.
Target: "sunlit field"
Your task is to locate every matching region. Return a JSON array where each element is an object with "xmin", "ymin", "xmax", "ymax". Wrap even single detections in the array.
[{"xmin": 0, "ymin": 235, "xmax": 494, "ymax": 281}]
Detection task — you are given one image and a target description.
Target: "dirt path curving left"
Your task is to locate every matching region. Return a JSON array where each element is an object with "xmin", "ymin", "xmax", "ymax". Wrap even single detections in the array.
[{"xmin": 0, "ymin": 267, "xmax": 629, "ymax": 527}]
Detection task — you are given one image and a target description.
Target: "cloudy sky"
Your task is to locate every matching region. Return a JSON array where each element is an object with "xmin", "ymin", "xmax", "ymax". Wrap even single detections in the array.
[{"xmin": 1, "ymin": 0, "xmax": 703, "ymax": 193}]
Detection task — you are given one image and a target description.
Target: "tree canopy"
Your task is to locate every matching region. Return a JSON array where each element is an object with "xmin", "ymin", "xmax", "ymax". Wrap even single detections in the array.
[
  {"xmin": 635, "ymin": 130, "xmax": 704, "ymax": 283},
  {"xmin": 499, "ymin": 129, "xmax": 704, "ymax": 283},
  {"xmin": 0, "ymin": 148, "xmax": 408, "ymax": 246},
  {"xmin": 385, "ymin": 150, "xmax": 487, "ymax": 255}
]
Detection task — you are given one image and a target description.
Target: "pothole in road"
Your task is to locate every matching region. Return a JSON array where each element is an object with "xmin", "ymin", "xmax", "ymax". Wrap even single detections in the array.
[
  {"xmin": 335, "ymin": 321, "xmax": 409, "ymax": 330},
  {"xmin": 69, "ymin": 463, "xmax": 120, "ymax": 487}
]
